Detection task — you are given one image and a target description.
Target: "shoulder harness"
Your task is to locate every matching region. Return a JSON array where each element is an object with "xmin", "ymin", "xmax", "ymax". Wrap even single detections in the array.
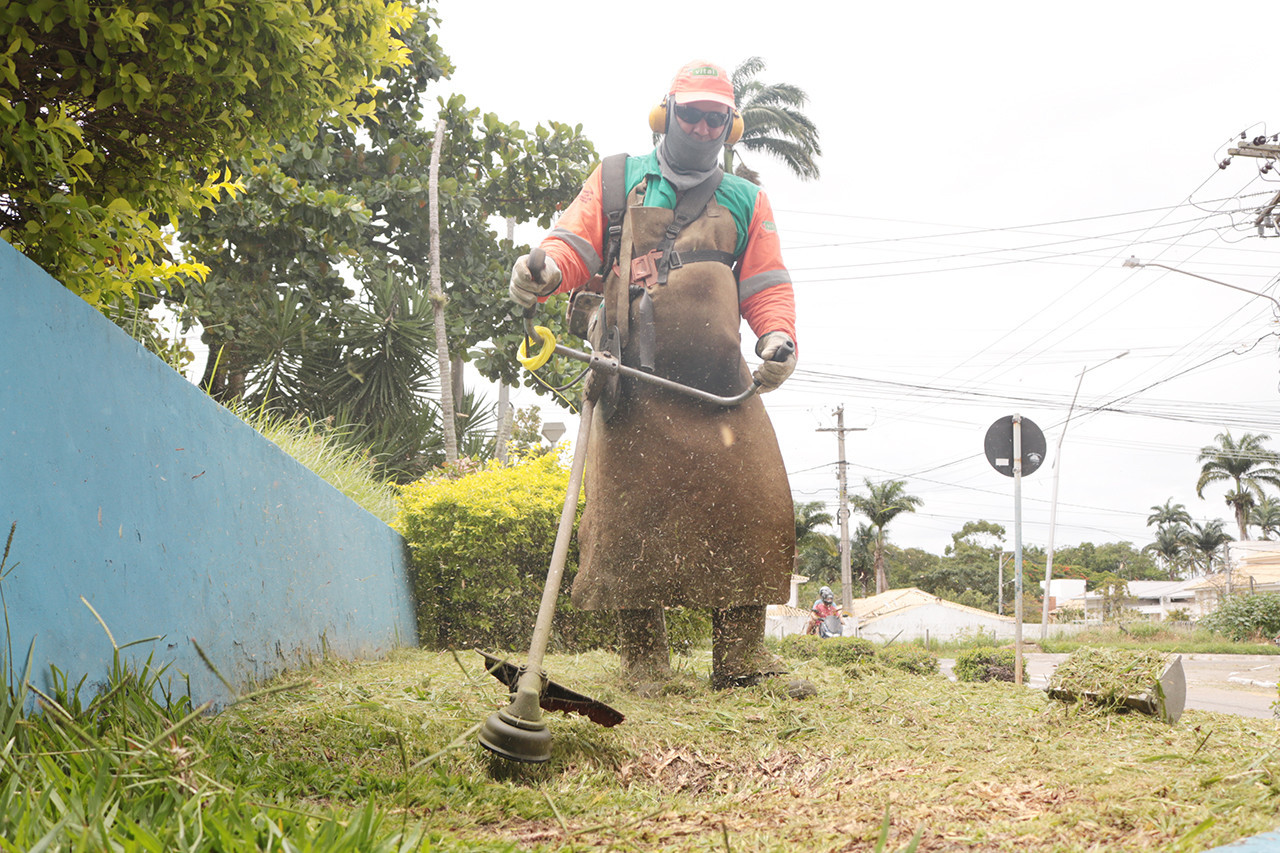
[{"xmin": 599, "ymin": 153, "xmax": 738, "ymax": 286}]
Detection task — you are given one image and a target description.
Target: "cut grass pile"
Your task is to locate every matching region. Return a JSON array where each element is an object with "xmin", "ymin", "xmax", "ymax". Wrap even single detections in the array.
[{"xmin": 8, "ymin": 645, "xmax": 1280, "ymax": 851}]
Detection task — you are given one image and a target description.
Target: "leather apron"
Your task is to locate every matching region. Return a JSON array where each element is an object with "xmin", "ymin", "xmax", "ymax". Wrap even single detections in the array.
[{"xmin": 570, "ymin": 185, "xmax": 795, "ymax": 611}]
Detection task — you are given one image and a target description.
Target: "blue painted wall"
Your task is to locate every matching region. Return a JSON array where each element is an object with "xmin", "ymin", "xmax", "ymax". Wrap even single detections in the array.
[{"xmin": 0, "ymin": 242, "xmax": 417, "ymax": 707}]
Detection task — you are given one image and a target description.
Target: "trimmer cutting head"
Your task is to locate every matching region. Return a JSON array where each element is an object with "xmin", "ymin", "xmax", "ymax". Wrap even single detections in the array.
[
  {"xmin": 479, "ymin": 688, "xmax": 552, "ymax": 763},
  {"xmin": 477, "ymin": 650, "xmax": 625, "ymax": 764}
]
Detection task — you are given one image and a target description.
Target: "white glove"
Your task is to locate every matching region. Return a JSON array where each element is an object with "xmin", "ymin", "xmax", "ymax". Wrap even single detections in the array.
[
  {"xmin": 753, "ymin": 331, "xmax": 796, "ymax": 392},
  {"xmin": 509, "ymin": 253, "xmax": 562, "ymax": 309}
]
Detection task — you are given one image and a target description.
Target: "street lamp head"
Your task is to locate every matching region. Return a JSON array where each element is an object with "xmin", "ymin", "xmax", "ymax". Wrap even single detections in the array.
[{"xmin": 1122, "ymin": 256, "xmax": 1143, "ymax": 269}]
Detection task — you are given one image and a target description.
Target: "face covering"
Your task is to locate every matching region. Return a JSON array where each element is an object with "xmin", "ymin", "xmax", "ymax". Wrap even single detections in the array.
[{"xmin": 656, "ymin": 115, "xmax": 725, "ymax": 190}]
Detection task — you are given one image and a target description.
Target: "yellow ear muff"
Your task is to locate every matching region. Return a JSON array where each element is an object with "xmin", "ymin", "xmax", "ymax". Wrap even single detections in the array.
[
  {"xmin": 726, "ymin": 112, "xmax": 744, "ymax": 145},
  {"xmin": 650, "ymin": 97, "xmax": 744, "ymax": 144},
  {"xmin": 648, "ymin": 100, "xmax": 668, "ymax": 134}
]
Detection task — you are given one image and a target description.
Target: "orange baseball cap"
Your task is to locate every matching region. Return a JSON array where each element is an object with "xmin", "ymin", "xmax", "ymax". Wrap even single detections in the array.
[{"xmin": 668, "ymin": 60, "xmax": 736, "ymax": 109}]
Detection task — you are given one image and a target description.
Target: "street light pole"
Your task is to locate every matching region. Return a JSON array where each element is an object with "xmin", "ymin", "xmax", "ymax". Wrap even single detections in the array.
[
  {"xmin": 1040, "ymin": 350, "xmax": 1128, "ymax": 640},
  {"xmin": 1123, "ymin": 257, "xmax": 1280, "ymax": 313}
]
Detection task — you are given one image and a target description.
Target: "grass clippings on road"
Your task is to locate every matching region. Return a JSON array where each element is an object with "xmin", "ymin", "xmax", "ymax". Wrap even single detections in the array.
[{"xmin": 207, "ymin": 647, "xmax": 1280, "ymax": 851}]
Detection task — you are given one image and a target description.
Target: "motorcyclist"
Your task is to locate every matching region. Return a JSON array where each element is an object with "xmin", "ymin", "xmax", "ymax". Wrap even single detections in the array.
[{"xmin": 807, "ymin": 586, "xmax": 843, "ymax": 638}]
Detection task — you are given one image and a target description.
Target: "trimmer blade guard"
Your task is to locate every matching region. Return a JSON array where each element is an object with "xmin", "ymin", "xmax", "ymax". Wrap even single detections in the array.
[{"xmin": 479, "ymin": 650, "xmax": 625, "ymax": 728}]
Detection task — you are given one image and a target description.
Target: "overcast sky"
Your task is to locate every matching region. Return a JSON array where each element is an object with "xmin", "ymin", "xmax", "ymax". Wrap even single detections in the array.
[{"xmin": 429, "ymin": 0, "xmax": 1280, "ymax": 557}]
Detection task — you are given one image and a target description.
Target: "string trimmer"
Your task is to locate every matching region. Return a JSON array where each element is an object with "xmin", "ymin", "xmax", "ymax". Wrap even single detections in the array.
[{"xmin": 478, "ymin": 248, "xmax": 793, "ymax": 764}]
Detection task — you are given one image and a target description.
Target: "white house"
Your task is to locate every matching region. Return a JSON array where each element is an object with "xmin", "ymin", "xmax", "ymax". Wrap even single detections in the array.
[
  {"xmin": 1185, "ymin": 539, "xmax": 1280, "ymax": 613},
  {"xmin": 1061, "ymin": 579, "xmax": 1199, "ymax": 622},
  {"xmin": 767, "ymin": 587, "xmax": 1053, "ymax": 643},
  {"xmin": 850, "ymin": 588, "xmax": 1033, "ymax": 644}
]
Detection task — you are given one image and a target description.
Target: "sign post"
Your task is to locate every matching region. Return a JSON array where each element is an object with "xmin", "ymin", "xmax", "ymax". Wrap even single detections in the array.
[{"xmin": 984, "ymin": 415, "xmax": 1045, "ymax": 687}]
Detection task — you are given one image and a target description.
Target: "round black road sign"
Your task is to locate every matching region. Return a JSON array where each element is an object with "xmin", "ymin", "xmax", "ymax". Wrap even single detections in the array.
[{"xmin": 984, "ymin": 415, "xmax": 1046, "ymax": 477}]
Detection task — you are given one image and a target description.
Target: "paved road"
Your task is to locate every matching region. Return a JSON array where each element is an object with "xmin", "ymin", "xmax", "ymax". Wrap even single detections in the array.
[{"xmin": 941, "ymin": 653, "xmax": 1280, "ymax": 720}]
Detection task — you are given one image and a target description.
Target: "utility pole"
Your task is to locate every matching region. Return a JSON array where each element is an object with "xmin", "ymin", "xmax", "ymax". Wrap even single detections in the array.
[
  {"xmin": 1224, "ymin": 140, "xmax": 1280, "ymax": 235},
  {"xmin": 818, "ymin": 407, "xmax": 866, "ymax": 613}
]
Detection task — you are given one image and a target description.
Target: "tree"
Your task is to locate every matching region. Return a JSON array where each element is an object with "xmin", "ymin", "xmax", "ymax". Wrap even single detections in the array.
[
  {"xmin": 1147, "ymin": 499, "xmax": 1192, "ymax": 530},
  {"xmin": 924, "ymin": 520, "xmax": 1007, "ymax": 610},
  {"xmin": 1251, "ymin": 496, "xmax": 1280, "ymax": 540},
  {"xmin": 851, "ymin": 478, "xmax": 922, "ymax": 594},
  {"xmin": 1, "ymin": 0, "xmax": 412, "ymax": 307},
  {"xmin": 1184, "ymin": 519, "xmax": 1233, "ymax": 576},
  {"xmin": 1144, "ymin": 525, "xmax": 1189, "ymax": 581},
  {"xmin": 794, "ymin": 501, "xmax": 838, "ymax": 585},
  {"xmin": 849, "ymin": 523, "xmax": 876, "ymax": 598},
  {"xmin": 174, "ymin": 10, "xmax": 595, "ymax": 478},
  {"xmin": 794, "ymin": 501, "xmax": 834, "ymax": 547},
  {"xmin": 506, "ymin": 406, "xmax": 553, "ymax": 462},
  {"xmin": 722, "ymin": 57, "xmax": 821, "ymax": 183},
  {"xmin": 1196, "ymin": 431, "xmax": 1280, "ymax": 540}
]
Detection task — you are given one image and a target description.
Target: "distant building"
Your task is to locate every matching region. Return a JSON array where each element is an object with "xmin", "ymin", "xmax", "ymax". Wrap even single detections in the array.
[
  {"xmin": 1056, "ymin": 579, "xmax": 1199, "ymax": 622},
  {"xmin": 1185, "ymin": 540, "xmax": 1280, "ymax": 613},
  {"xmin": 1050, "ymin": 541, "xmax": 1280, "ymax": 623}
]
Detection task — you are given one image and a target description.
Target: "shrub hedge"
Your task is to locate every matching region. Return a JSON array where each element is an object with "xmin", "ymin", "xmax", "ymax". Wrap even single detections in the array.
[
  {"xmin": 1198, "ymin": 593, "xmax": 1280, "ymax": 643},
  {"xmin": 877, "ymin": 643, "xmax": 940, "ymax": 676},
  {"xmin": 395, "ymin": 454, "xmax": 613, "ymax": 652},
  {"xmin": 394, "ymin": 454, "xmax": 712, "ymax": 655},
  {"xmin": 953, "ymin": 648, "xmax": 1025, "ymax": 683}
]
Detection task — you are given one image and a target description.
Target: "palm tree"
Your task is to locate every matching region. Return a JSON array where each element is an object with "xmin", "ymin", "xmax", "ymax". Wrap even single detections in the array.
[
  {"xmin": 723, "ymin": 57, "xmax": 821, "ymax": 183},
  {"xmin": 794, "ymin": 501, "xmax": 838, "ymax": 584},
  {"xmin": 1147, "ymin": 499, "xmax": 1192, "ymax": 530},
  {"xmin": 1196, "ymin": 431, "xmax": 1280, "ymax": 540},
  {"xmin": 851, "ymin": 478, "xmax": 922, "ymax": 594},
  {"xmin": 1184, "ymin": 519, "xmax": 1233, "ymax": 576},
  {"xmin": 794, "ymin": 500, "xmax": 834, "ymax": 545},
  {"xmin": 1143, "ymin": 525, "xmax": 1188, "ymax": 581},
  {"xmin": 1251, "ymin": 496, "xmax": 1280, "ymax": 540},
  {"xmin": 851, "ymin": 522, "xmax": 875, "ymax": 597}
]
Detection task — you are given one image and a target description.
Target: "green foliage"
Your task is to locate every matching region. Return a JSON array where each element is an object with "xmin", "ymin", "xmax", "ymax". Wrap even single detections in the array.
[
  {"xmin": 1199, "ymin": 593, "xmax": 1280, "ymax": 642},
  {"xmin": 772, "ymin": 634, "xmax": 875, "ymax": 665},
  {"xmin": 1052, "ymin": 540, "xmax": 1163, "ymax": 585},
  {"xmin": 876, "ymin": 643, "xmax": 940, "ymax": 676},
  {"xmin": 237, "ymin": 405, "xmax": 399, "ymax": 524},
  {"xmin": 794, "ymin": 500, "xmax": 838, "ymax": 584},
  {"xmin": 394, "ymin": 453, "xmax": 611, "ymax": 651},
  {"xmin": 1196, "ymin": 431, "xmax": 1280, "ymax": 539},
  {"xmin": 852, "ymin": 478, "xmax": 922, "ymax": 593},
  {"xmin": 175, "ymin": 11, "xmax": 595, "ymax": 468},
  {"xmin": 507, "ymin": 405, "xmax": 553, "ymax": 461},
  {"xmin": 0, "ymin": 647, "xmax": 426, "ymax": 850},
  {"xmin": 0, "ymin": 0, "xmax": 413, "ymax": 305},
  {"xmin": 953, "ymin": 648, "xmax": 1025, "ymax": 683},
  {"xmin": 666, "ymin": 608, "xmax": 712, "ymax": 656},
  {"xmin": 723, "ymin": 56, "xmax": 822, "ymax": 182}
]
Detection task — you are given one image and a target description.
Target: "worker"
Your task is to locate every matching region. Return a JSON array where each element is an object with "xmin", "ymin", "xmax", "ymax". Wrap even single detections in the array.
[{"xmin": 509, "ymin": 60, "xmax": 797, "ymax": 689}]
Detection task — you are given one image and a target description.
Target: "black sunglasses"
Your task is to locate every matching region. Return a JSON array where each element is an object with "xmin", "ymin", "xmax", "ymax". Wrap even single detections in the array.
[{"xmin": 674, "ymin": 104, "xmax": 731, "ymax": 129}]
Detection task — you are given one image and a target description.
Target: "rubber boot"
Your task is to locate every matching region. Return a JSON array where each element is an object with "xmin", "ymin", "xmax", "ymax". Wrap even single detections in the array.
[
  {"xmin": 711, "ymin": 605, "xmax": 788, "ymax": 690},
  {"xmin": 617, "ymin": 607, "xmax": 671, "ymax": 684}
]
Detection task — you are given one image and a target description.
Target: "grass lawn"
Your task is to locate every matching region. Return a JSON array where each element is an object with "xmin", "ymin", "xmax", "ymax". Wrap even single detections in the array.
[
  {"xmin": 7, "ymin": 644, "xmax": 1280, "ymax": 851},
  {"xmin": 211, "ymin": 646, "xmax": 1280, "ymax": 851}
]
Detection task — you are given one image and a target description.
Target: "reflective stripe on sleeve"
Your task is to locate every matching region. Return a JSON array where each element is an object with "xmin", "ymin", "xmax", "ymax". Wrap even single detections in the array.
[
  {"xmin": 739, "ymin": 268, "xmax": 792, "ymax": 301},
  {"xmin": 548, "ymin": 227, "xmax": 602, "ymax": 274}
]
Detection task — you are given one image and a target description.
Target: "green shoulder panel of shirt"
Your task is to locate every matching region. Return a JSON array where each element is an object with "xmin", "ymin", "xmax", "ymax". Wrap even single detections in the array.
[{"xmin": 625, "ymin": 151, "xmax": 760, "ymax": 257}]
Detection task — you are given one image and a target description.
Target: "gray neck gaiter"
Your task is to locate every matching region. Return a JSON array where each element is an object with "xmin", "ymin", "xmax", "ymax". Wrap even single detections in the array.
[{"xmin": 657, "ymin": 118, "xmax": 725, "ymax": 191}]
